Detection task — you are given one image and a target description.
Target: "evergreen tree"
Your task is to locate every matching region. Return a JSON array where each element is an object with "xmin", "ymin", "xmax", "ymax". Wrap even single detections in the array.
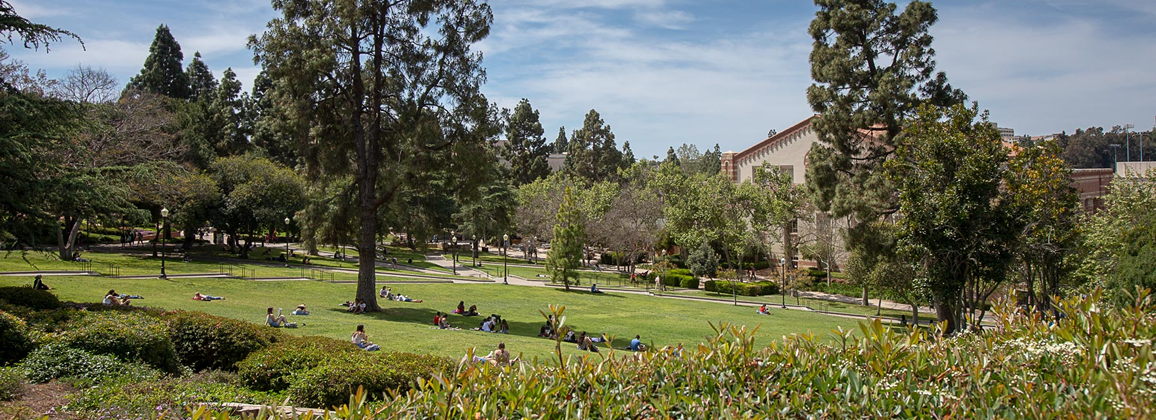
[
  {"xmin": 127, "ymin": 24, "xmax": 190, "ymax": 99},
  {"xmin": 553, "ymin": 126, "xmax": 567, "ymax": 153},
  {"xmin": 563, "ymin": 109, "xmax": 621, "ymax": 183},
  {"xmin": 665, "ymin": 146, "xmax": 679, "ymax": 166},
  {"xmin": 186, "ymin": 51, "xmax": 216, "ymax": 101},
  {"xmin": 249, "ymin": 69, "xmax": 298, "ymax": 166},
  {"xmin": 546, "ymin": 187, "xmax": 584, "ymax": 291},
  {"xmin": 501, "ymin": 98, "xmax": 551, "ymax": 186},
  {"xmin": 804, "ymin": 0, "xmax": 965, "ymax": 248},
  {"xmin": 212, "ymin": 67, "xmax": 249, "ymax": 156},
  {"xmin": 621, "ymin": 140, "xmax": 636, "ymax": 168}
]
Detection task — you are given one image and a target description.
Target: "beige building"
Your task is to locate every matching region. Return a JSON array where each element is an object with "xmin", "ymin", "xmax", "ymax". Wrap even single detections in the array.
[{"xmin": 720, "ymin": 116, "xmax": 845, "ymax": 270}]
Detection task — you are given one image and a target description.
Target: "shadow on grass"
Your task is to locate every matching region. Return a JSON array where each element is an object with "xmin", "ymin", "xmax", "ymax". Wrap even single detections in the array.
[{"xmin": 324, "ymin": 304, "xmax": 634, "ymax": 351}]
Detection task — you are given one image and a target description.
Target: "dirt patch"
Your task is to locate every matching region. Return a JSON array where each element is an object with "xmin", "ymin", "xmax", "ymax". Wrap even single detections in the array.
[{"xmin": 0, "ymin": 381, "xmax": 78, "ymax": 420}]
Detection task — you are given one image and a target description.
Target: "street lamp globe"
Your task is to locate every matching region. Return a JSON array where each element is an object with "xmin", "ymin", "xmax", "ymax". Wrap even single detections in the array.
[
  {"xmin": 159, "ymin": 207, "xmax": 169, "ymax": 279},
  {"xmin": 502, "ymin": 234, "xmax": 510, "ymax": 285},
  {"xmin": 160, "ymin": 207, "xmax": 169, "ymax": 218}
]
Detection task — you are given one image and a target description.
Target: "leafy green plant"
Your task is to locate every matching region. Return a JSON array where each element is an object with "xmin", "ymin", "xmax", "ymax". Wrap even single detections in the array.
[
  {"xmin": 0, "ymin": 366, "xmax": 23, "ymax": 401},
  {"xmin": 69, "ymin": 371, "xmax": 276, "ymax": 418},
  {"xmin": 0, "ymin": 287, "xmax": 61, "ymax": 310},
  {"xmin": 287, "ymin": 352, "xmax": 451, "ymax": 409},
  {"xmin": 0, "ymin": 310, "xmax": 32, "ymax": 366},
  {"xmin": 18, "ymin": 343, "xmax": 160, "ymax": 385},
  {"xmin": 53, "ymin": 310, "xmax": 180, "ymax": 373},
  {"xmin": 236, "ymin": 336, "xmax": 360, "ymax": 392},
  {"xmin": 165, "ymin": 310, "xmax": 280, "ymax": 372}
]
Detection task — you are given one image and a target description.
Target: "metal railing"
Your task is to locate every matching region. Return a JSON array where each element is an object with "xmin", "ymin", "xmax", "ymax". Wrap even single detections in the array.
[{"xmin": 100, "ymin": 262, "xmax": 121, "ymax": 278}]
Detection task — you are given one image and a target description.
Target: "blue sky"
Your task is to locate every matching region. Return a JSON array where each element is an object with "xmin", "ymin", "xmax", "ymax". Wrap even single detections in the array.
[{"xmin": 8, "ymin": 0, "xmax": 1156, "ymax": 158}]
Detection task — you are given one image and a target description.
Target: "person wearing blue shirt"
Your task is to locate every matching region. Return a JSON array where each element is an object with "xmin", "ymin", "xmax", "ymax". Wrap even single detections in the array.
[{"xmin": 630, "ymin": 335, "xmax": 642, "ymax": 351}]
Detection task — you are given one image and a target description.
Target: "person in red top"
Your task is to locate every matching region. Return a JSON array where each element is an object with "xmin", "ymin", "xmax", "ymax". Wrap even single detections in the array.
[{"xmin": 434, "ymin": 311, "xmax": 443, "ymax": 326}]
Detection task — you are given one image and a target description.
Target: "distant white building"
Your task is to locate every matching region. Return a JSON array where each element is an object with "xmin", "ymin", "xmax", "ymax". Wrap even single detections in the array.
[{"xmin": 992, "ymin": 123, "xmax": 1015, "ymax": 142}]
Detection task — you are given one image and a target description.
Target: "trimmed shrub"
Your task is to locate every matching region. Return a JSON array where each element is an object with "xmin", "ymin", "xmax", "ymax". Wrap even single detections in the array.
[
  {"xmin": 704, "ymin": 280, "xmax": 717, "ymax": 292},
  {"xmin": 600, "ymin": 252, "xmax": 645, "ymax": 266},
  {"xmin": 164, "ymin": 311, "xmax": 280, "ymax": 372},
  {"xmin": 710, "ymin": 280, "xmax": 780, "ymax": 296},
  {"xmin": 0, "ymin": 310, "xmax": 33, "ymax": 366},
  {"xmin": 287, "ymin": 352, "xmax": 452, "ymax": 408},
  {"xmin": 0, "ymin": 367, "xmax": 23, "ymax": 401},
  {"xmin": 664, "ymin": 273, "xmax": 694, "ymax": 288},
  {"xmin": 18, "ymin": 344, "xmax": 160, "ymax": 385},
  {"xmin": 69, "ymin": 371, "xmax": 273, "ymax": 418},
  {"xmin": 55, "ymin": 310, "xmax": 180, "ymax": 373},
  {"xmin": 0, "ymin": 287, "xmax": 61, "ymax": 310},
  {"xmin": 669, "ymin": 268, "xmax": 693, "ymax": 277},
  {"xmin": 679, "ymin": 277, "xmax": 700, "ymax": 290},
  {"xmin": 237, "ymin": 336, "xmax": 360, "ymax": 392}
]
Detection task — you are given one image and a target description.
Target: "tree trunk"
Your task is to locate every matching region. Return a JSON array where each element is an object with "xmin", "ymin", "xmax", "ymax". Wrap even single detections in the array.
[
  {"xmin": 934, "ymin": 297, "xmax": 957, "ymax": 335},
  {"xmin": 861, "ymin": 286, "xmax": 868, "ymax": 306}
]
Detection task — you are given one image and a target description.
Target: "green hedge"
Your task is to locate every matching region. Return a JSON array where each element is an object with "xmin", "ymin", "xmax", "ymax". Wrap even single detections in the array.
[
  {"xmin": 600, "ymin": 252, "xmax": 646, "ymax": 266},
  {"xmin": 0, "ymin": 287, "xmax": 61, "ymax": 310},
  {"xmin": 679, "ymin": 277, "xmax": 699, "ymax": 290},
  {"xmin": 238, "ymin": 336, "xmax": 451, "ymax": 408},
  {"xmin": 54, "ymin": 310, "xmax": 180, "ymax": 373},
  {"xmin": 703, "ymin": 280, "xmax": 780, "ymax": 296},
  {"xmin": 0, "ymin": 310, "xmax": 32, "ymax": 366},
  {"xmin": 236, "ymin": 336, "xmax": 359, "ymax": 392},
  {"xmin": 288, "ymin": 352, "xmax": 452, "ymax": 408},
  {"xmin": 165, "ymin": 311, "xmax": 280, "ymax": 372}
]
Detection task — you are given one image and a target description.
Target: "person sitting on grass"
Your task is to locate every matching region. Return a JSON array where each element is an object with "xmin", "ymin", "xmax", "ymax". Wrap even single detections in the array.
[
  {"xmin": 590, "ymin": 283, "xmax": 603, "ymax": 293},
  {"xmin": 33, "ymin": 275, "xmax": 50, "ymax": 290},
  {"xmin": 351, "ymin": 324, "xmax": 380, "ymax": 351},
  {"xmin": 757, "ymin": 304, "xmax": 769, "ymax": 315},
  {"xmin": 434, "ymin": 311, "xmax": 444, "ymax": 326},
  {"xmin": 499, "ymin": 319, "xmax": 509, "ymax": 334},
  {"xmin": 465, "ymin": 304, "xmax": 479, "ymax": 316},
  {"xmin": 576, "ymin": 331, "xmax": 599, "ymax": 353},
  {"xmin": 119, "ymin": 295, "xmax": 132, "ymax": 306},
  {"xmin": 381, "ymin": 286, "xmax": 392, "ymax": 299},
  {"xmin": 103, "ymin": 290, "xmax": 120, "ymax": 306},
  {"xmin": 562, "ymin": 329, "xmax": 577, "ymax": 343},
  {"xmin": 291, "ymin": 304, "xmax": 310, "ymax": 315},
  {"xmin": 630, "ymin": 335, "xmax": 643, "ymax": 351},
  {"xmin": 455, "ymin": 301, "xmax": 466, "ymax": 314},
  {"xmin": 265, "ymin": 307, "xmax": 297, "ymax": 328}
]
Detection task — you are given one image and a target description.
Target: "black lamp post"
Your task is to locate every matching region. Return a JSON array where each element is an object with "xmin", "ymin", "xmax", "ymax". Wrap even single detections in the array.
[
  {"xmin": 780, "ymin": 257, "xmax": 787, "ymax": 308},
  {"xmin": 472, "ymin": 234, "xmax": 477, "ymax": 267},
  {"xmin": 502, "ymin": 233, "xmax": 509, "ymax": 285},
  {"xmin": 284, "ymin": 217, "xmax": 291, "ymax": 267},
  {"xmin": 159, "ymin": 207, "xmax": 169, "ymax": 279},
  {"xmin": 451, "ymin": 232, "xmax": 458, "ymax": 276}
]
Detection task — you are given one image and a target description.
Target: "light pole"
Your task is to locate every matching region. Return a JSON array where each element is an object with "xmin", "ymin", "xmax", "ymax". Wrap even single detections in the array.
[
  {"xmin": 502, "ymin": 233, "xmax": 509, "ymax": 285},
  {"xmin": 1125, "ymin": 123, "xmax": 1134, "ymax": 163},
  {"xmin": 1110, "ymin": 144, "xmax": 1122, "ymax": 172},
  {"xmin": 284, "ymin": 217, "xmax": 291, "ymax": 267},
  {"xmin": 780, "ymin": 257, "xmax": 787, "ymax": 308},
  {"xmin": 451, "ymin": 232, "xmax": 458, "ymax": 276},
  {"xmin": 659, "ymin": 249, "xmax": 667, "ymax": 292},
  {"xmin": 472, "ymin": 234, "xmax": 477, "ymax": 267},
  {"xmin": 159, "ymin": 207, "xmax": 169, "ymax": 279}
]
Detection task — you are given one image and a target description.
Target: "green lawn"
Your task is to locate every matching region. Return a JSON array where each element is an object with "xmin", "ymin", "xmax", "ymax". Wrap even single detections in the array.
[
  {"xmin": 0, "ymin": 251, "xmax": 456, "ymax": 282},
  {"xmin": 0, "ymin": 274, "xmax": 864, "ymax": 361},
  {"xmin": 667, "ymin": 289, "xmax": 915, "ymax": 318}
]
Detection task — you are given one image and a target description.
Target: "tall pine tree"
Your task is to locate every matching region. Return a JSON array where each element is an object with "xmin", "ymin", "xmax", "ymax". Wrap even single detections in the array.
[
  {"xmin": 186, "ymin": 51, "xmax": 216, "ymax": 101},
  {"xmin": 553, "ymin": 126, "xmax": 567, "ymax": 154},
  {"xmin": 500, "ymin": 98, "xmax": 551, "ymax": 186},
  {"xmin": 127, "ymin": 24, "xmax": 190, "ymax": 99},
  {"xmin": 563, "ymin": 109, "xmax": 621, "ymax": 184},
  {"xmin": 546, "ymin": 187, "xmax": 584, "ymax": 291},
  {"xmin": 212, "ymin": 67, "xmax": 249, "ymax": 156}
]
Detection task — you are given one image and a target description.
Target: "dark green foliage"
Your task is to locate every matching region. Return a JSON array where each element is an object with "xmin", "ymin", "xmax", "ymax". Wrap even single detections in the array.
[
  {"xmin": 54, "ymin": 310, "xmax": 180, "ymax": 373},
  {"xmin": 552, "ymin": 126, "xmax": 567, "ymax": 154},
  {"xmin": 185, "ymin": 51, "xmax": 216, "ymax": 101},
  {"xmin": 236, "ymin": 336, "xmax": 359, "ymax": 392},
  {"xmin": 547, "ymin": 187, "xmax": 585, "ymax": 290},
  {"xmin": 288, "ymin": 352, "xmax": 452, "ymax": 408},
  {"xmin": 679, "ymin": 277, "xmax": 699, "ymax": 290},
  {"xmin": 237, "ymin": 336, "xmax": 450, "ymax": 408},
  {"xmin": 0, "ymin": 366, "xmax": 22, "ymax": 401},
  {"xmin": 127, "ymin": 24, "xmax": 190, "ymax": 99},
  {"xmin": 164, "ymin": 310, "xmax": 280, "ymax": 372},
  {"xmin": 687, "ymin": 241, "xmax": 719, "ymax": 279},
  {"xmin": 0, "ymin": 310, "xmax": 32, "ymax": 365},
  {"xmin": 0, "ymin": 0, "xmax": 82, "ymax": 52},
  {"xmin": 0, "ymin": 286, "xmax": 60, "ymax": 310},
  {"xmin": 600, "ymin": 251, "xmax": 645, "ymax": 266},
  {"xmin": 1111, "ymin": 212, "xmax": 1156, "ymax": 305},
  {"xmin": 501, "ymin": 98, "xmax": 551, "ymax": 186},
  {"xmin": 18, "ymin": 343, "xmax": 161, "ymax": 385},
  {"xmin": 704, "ymin": 280, "xmax": 780, "ymax": 296},
  {"xmin": 563, "ymin": 110, "xmax": 623, "ymax": 183}
]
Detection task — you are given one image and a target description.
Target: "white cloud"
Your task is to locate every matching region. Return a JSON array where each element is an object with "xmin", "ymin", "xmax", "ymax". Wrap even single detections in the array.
[
  {"xmin": 934, "ymin": 4, "xmax": 1156, "ymax": 134},
  {"xmin": 633, "ymin": 10, "xmax": 695, "ymax": 30},
  {"xmin": 8, "ymin": 0, "xmax": 74, "ymax": 18}
]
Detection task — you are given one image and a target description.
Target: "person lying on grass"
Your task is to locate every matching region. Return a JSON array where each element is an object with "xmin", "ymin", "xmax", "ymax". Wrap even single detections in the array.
[
  {"xmin": 192, "ymin": 292, "xmax": 226, "ymax": 301},
  {"xmin": 470, "ymin": 342, "xmax": 518, "ymax": 366},
  {"xmin": 576, "ymin": 331, "xmax": 600, "ymax": 353},
  {"xmin": 291, "ymin": 304, "xmax": 310, "ymax": 315}
]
